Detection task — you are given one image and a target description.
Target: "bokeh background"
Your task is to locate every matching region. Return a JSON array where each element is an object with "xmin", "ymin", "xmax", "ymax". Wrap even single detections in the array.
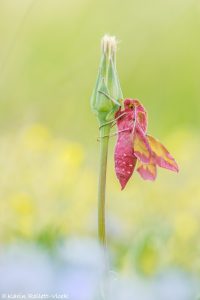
[{"xmin": 0, "ymin": 0, "xmax": 200, "ymax": 299}]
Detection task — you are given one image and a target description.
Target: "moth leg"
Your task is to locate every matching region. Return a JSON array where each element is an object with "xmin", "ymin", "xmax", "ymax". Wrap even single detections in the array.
[
  {"xmin": 99, "ymin": 112, "xmax": 127, "ymax": 129},
  {"xmin": 111, "ymin": 112, "xmax": 127, "ymax": 127},
  {"xmin": 110, "ymin": 128, "xmax": 131, "ymax": 136},
  {"xmin": 97, "ymin": 128, "xmax": 130, "ymax": 141},
  {"xmin": 98, "ymin": 119, "xmax": 115, "ymax": 129}
]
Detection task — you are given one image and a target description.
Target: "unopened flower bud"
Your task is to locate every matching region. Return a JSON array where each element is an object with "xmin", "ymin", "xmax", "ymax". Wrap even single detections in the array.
[{"xmin": 91, "ymin": 35, "xmax": 123, "ymax": 126}]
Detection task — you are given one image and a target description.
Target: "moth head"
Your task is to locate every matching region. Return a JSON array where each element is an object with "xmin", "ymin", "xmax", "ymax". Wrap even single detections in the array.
[{"xmin": 124, "ymin": 99, "xmax": 135, "ymax": 110}]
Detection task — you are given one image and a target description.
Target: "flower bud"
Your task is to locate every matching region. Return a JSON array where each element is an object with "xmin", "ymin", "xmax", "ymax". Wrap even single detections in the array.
[{"xmin": 91, "ymin": 35, "xmax": 123, "ymax": 126}]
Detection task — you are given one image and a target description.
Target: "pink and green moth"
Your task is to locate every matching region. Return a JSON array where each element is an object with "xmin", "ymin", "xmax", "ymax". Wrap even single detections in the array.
[{"xmin": 114, "ymin": 99, "xmax": 179, "ymax": 190}]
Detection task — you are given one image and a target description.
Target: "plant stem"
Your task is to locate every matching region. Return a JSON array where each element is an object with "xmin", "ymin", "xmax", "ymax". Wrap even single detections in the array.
[{"xmin": 98, "ymin": 123, "xmax": 111, "ymax": 247}]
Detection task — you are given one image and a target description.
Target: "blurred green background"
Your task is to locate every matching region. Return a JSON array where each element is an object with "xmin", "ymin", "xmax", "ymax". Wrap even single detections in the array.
[{"xmin": 0, "ymin": 0, "xmax": 200, "ymax": 277}]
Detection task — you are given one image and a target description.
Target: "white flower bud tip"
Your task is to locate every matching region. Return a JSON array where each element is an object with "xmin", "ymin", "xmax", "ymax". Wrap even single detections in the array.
[{"xmin": 101, "ymin": 34, "xmax": 117, "ymax": 57}]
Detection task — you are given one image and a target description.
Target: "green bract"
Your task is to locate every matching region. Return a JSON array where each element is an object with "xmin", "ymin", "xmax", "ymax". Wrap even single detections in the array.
[{"xmin": 90, "ymin": 35, "xmax": 123, "ymax": 126}]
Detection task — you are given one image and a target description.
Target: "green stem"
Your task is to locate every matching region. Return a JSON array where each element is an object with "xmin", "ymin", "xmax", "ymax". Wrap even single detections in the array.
[{"xmin": 98, "ymin": 123, "xmax": 111, "ymax": 247}]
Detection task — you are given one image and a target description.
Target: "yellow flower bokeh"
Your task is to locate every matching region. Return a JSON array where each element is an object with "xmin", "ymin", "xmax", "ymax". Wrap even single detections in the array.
[{"xmin": 0, "ymin": 124, "xmax": 200, "ymax": 275}]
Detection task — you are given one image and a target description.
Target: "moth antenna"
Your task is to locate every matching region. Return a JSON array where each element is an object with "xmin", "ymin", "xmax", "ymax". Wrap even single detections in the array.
[{"xmin": 98, "ymin": 90, "xmax": 120, "ymax": 106}]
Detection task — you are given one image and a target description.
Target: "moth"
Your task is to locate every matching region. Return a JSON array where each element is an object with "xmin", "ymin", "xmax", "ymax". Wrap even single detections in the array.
[{"xmin": 114, "ymin": 99, "xmax": 179, "ymax": 190}]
